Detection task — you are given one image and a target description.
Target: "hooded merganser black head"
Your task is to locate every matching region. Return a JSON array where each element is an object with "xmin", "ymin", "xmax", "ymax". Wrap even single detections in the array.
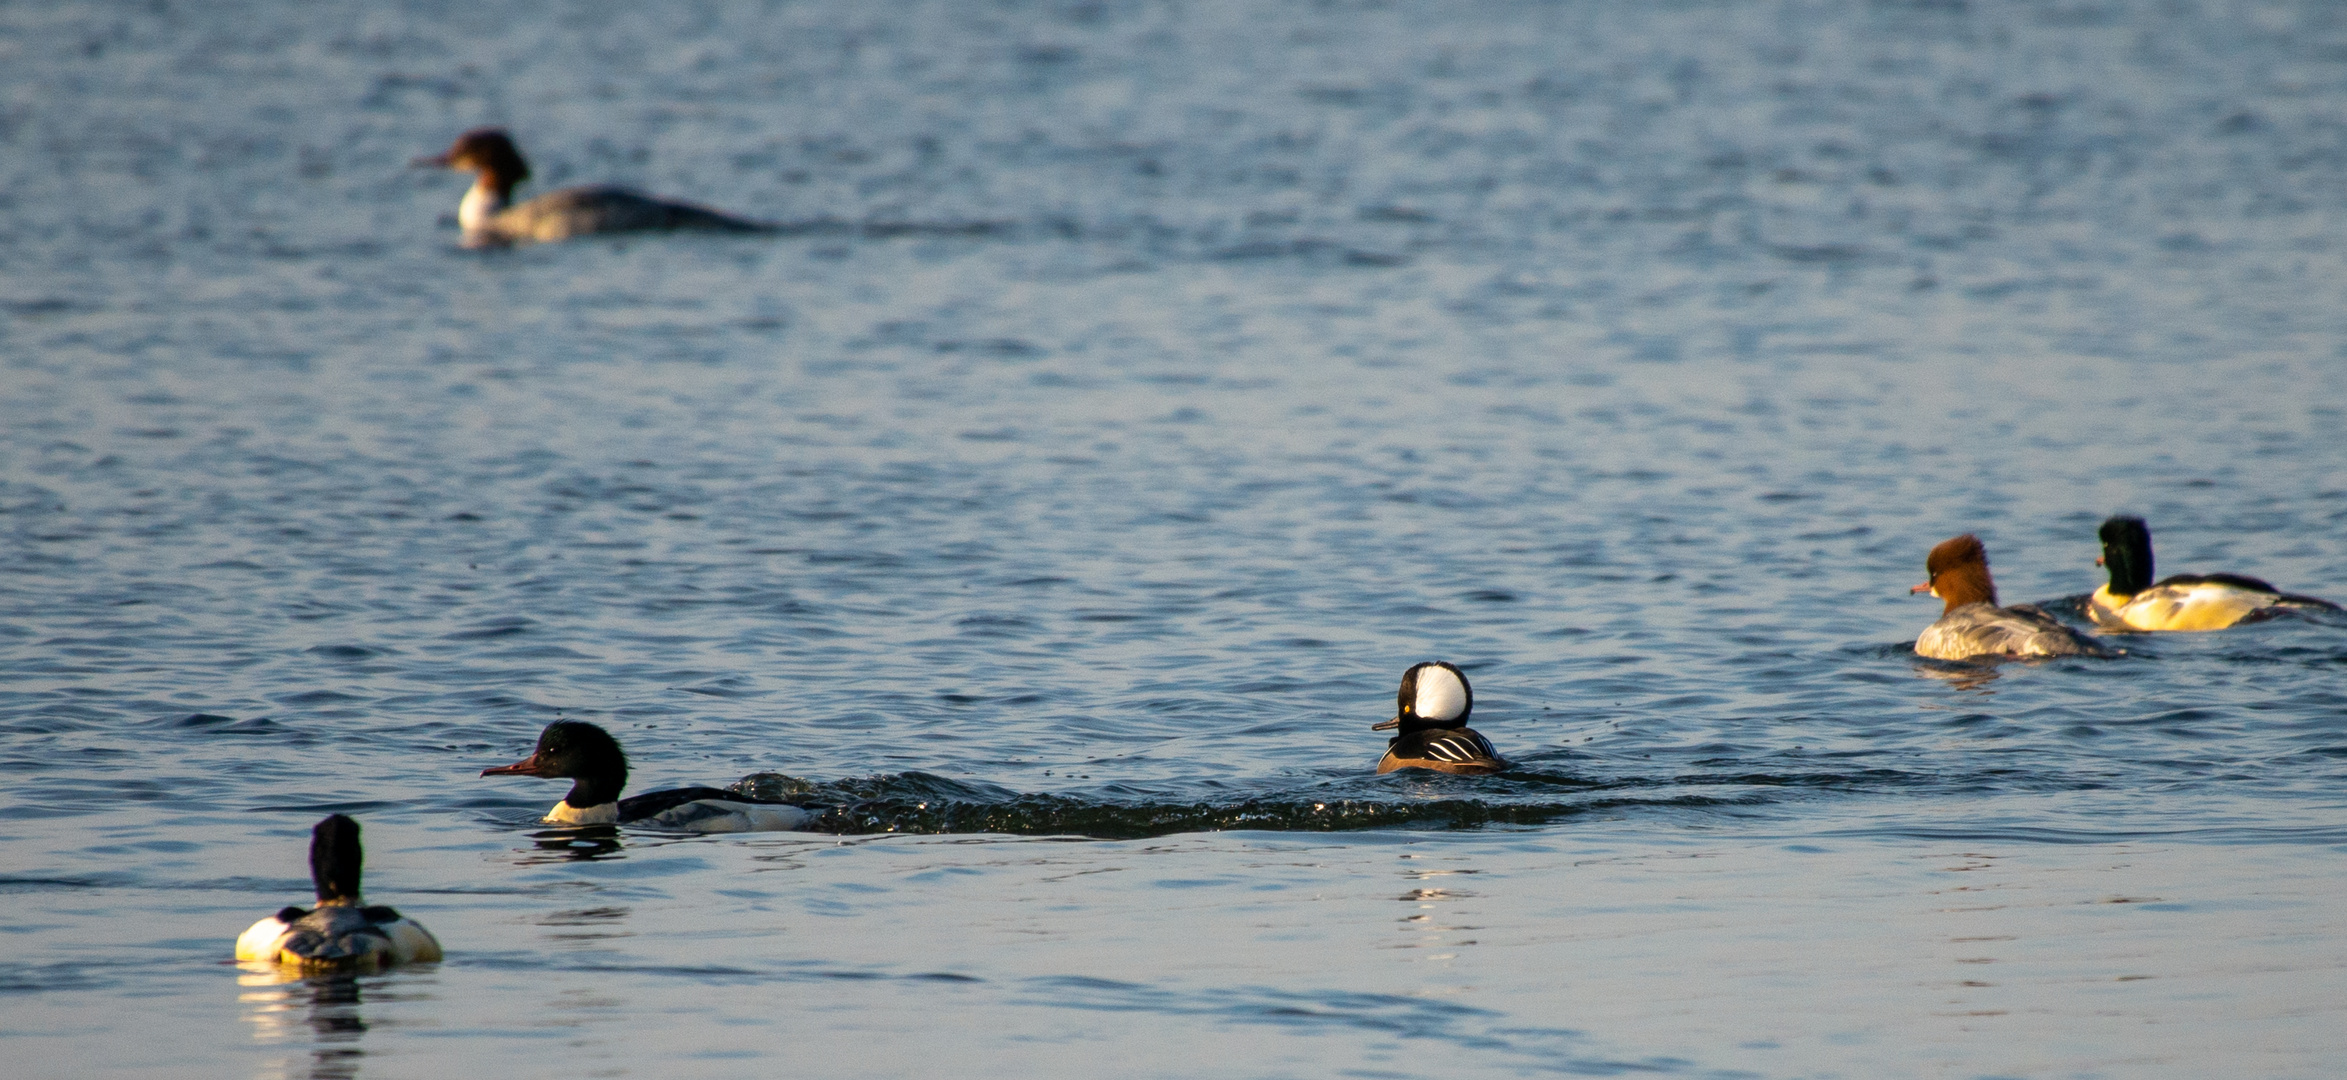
[
  {"xmin": 1372, "ymin": 661, "xmax": 1472, "ymax": 733},
  {"xmin": 1911, "ymin": 533, "xmax": 1998, "ymax": 612},
  {"xmin": 413, "ymin": 128, "xmax": 533, "ymax": 195},
  {"xmin": 2097, "ymin": 515, "xmax": 2155, "ymax": 597},
  {"xmin": 482, "ymin": 720, "xmax": 629, "ymax": 809},
  {"xmin": 310, "ymin": 813, "xmax": 364, "ymax": 905}
]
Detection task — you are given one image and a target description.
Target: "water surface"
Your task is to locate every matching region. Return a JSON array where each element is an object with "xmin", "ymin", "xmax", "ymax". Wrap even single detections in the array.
[{"xmin": 5, "ymin": 0, "xmax": 2347, "ymax": 1076}]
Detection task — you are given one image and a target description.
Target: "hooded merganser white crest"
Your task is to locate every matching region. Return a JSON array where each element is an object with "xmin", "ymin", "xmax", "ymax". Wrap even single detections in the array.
[
  {"xmin": 235, "ymin": 815, "xmax": 442, "ymax": 972},
  {"xmin": 482, "ymin": 719, "xmax": 820, "ymax": 832},
  {"xmin": 1911, "ymin": 534, "xmax": 2115, "ymax": 661},
  {"xmin": 413, "ymin": 128, "xmax": 775, "ymax": 247},
  {"xmin": 1372, "ymin": 661, "xmax": 1507, "ymax": 774},
  {"xmin": 2088, "ymin": 516, "xmax": 2340, "ymax": 631}
]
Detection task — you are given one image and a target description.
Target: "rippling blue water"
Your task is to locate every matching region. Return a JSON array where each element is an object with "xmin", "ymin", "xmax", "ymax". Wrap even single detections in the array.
[{"xmin": 6, "ymin": 0, "xmax": 2347, "ymax": 1075}]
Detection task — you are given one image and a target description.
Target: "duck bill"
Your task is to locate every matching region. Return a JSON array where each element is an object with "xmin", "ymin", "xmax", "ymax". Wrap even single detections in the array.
[
  {"xmin": 1371, "ymin": 717, "xmax": 1401, "ymax": 731},
  {"xmin": 1908, "ymin": 582, "xmax": 1933, "ymax": 595},
  {"xmin": 410, "ymin": 152, "xmax": 453, "ymax": 169},
  {"xmin": 481, "ymin": 753, "xmax": 547, "ymax": 777}
]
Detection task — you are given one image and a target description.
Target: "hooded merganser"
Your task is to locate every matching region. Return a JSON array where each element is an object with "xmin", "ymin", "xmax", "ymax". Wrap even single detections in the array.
[
  {"xmin": 1911, "ymin": 534, "xmax": 2114, "ymax": 660},
  {"xmin": 1372, "ymin": 661, "xmax": 1507, "ymax": 774},
  {"xmin": 235, "ymin": 815, "xmax": 442, "ymax": 971},
  {"xmin": 482, "ymin": 720, "xmax": 821, "ymax": 832},
  {"xmin": 413, "ymin": 128, "xmax": 775, "ymax": 247},
  {"xmin": 2088, "ymin": 516, "xmax": 2340, "ymax": 631}
]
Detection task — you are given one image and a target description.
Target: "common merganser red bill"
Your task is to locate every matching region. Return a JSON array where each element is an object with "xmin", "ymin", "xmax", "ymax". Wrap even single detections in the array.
[
  {"xmin": 414, "ymin": 128, "xmax": 775, "ymax": 247},
  {"xmin": 1372, "ymin": 661, "xmax": 1507, "ymax": 774},
  {"xmin": 1911, "ymin": 533, "xmax": 2114, "ymax": 661},
  {"xmin": 2088, "ymin": 515, "xmax": 2341, "ymax": 631},
  {"xmin": 482, "ymin": 720, "xmax": 822, "ymax": 832},
  {"xmin": 235, "ymin": 814, "xmax": 442, "ymax": 972}
]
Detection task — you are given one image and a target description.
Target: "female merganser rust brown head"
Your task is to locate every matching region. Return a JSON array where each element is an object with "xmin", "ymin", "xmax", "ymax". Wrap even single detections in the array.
[
  {"xmin": 414, "ymin": 128, "xmax": 775, "ymax": 247},
  {"xmin": 1911, "ymin": 533, "xmax": 1997, "ymax": 612}
]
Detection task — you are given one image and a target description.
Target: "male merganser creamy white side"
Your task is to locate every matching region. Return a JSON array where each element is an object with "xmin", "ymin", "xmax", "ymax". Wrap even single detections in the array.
[
  {"xmin": 1911, "ymin": 534, "xmax": 2115, "ymax": 661},
  {"xmin": 235, "ymin": 815, "xmax": 442, "ymax": 972},
  {"xmin": 2088, "ymin": 516, "xmax": 2340, "ymax": 631},
  {"xmin": 1372, "ymin": 661, "xmax": 1507, "ymax": 774},
  {"xmin": 482, "ymin": 720, "xmax": 821, "ymax": 832},
  {"xmin": 414, "ymin": 128, "xmax": 774, "ymax": 247}
]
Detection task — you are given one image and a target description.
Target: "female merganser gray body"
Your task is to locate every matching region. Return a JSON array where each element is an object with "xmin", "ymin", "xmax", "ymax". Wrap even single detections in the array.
[
  {"xmin": 1911, "ymin": 534, "xmax": 2114, "ymax": 661},
  {"xmin": 2088, "ymin": 516, "xmax": 2340, "ymax": 631},
  {"xmin": 414, "ymin": 128, "xmax": 774, "ymax": 247},
  {"xmin": 482, "ymin": 720, "xmax": 822, "ymax": 832},
  {"xmin": 235, "ymin": 815, "xmax": 442, "ymax": 972},
  {"xmin": 1373, "ymin": 661, "xmax": 1507, "ymax": 774}
]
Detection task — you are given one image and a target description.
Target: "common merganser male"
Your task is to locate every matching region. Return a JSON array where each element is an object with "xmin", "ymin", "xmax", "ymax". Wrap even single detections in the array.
[
  {"xmin": 1911, "ymin": 534, "xmax": 2114, "ymax": 661},
  {"xmin": 1373, "ymin": 661, "xmax": 1507, "ymax": 774},
  {"xmin": 414, "ymin": 128, "xmax": 774, "ymax": 247},
  {"xmin": 2088, "ymin": 516, "xmax": 2340, "ymax": 631},
  {"xmin": 482, "ymin": 720, "xmax": 821, "ymax": 832},
  {"xmin": 235, "ymin": 815, "xmax": 442, "ymax": 971}
]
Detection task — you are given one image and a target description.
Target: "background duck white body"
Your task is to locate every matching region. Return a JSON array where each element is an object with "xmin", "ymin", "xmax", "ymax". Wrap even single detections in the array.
[{"xmin": 2088, "ymin": 516, "xmax": 2337, "ymax": 632}]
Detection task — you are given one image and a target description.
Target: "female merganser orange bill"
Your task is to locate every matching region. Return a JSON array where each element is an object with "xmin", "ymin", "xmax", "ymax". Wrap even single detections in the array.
[
  {"xmin": 482, "ymin": 720, "xmax": 821, "ymax": 832},
  {"xmin": 1911, "ymin": 534, "xmax": 2115, "ymax": 661},
  {"xmin": 413, "ymin": 128, "xmax": 775, "ymax": 247},
  {"xmin": 235, "ymin": 815, "xmax": 442, "ymax": 972},
  {"xmin": 2089, "ymin": 516, "xmax": 2341, "ymax": 631},
  {"xmin": 1373, "ymin": 661, "xmax": 1507, "ymax": 774}
]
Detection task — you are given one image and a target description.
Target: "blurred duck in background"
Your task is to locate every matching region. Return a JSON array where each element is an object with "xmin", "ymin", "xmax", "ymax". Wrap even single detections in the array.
[
  {"xmin": 2088, "ymin": 515, "xmax": 2340, "ymax": 631},
  {"xmin": 414, "ymin": 128, "xmax": 774, "ymax": 246}
]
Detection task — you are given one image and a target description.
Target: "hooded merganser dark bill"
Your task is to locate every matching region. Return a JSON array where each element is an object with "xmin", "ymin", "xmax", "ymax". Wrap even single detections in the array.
[
  {"xmin": 235, "ymin": 814, "xmax": 442, "ymax": 972},
  {"xmin": 414, "ymin": 128, "xmax": 775, "ymax": 247},
  {"xmin": 482, "ymin": 719, "xmax": 821, "ymax": 832},
  {"xmin": 1911, "ymin": 533, "xmax": 2114, "ymax": 661},
  {"xmin": 1372, "ymin": 661, "xmax": 1506, "ymax": 774},
  {"xmin": 2089, "ymin": 515, "xmax": 2341, "ymax": 631}
]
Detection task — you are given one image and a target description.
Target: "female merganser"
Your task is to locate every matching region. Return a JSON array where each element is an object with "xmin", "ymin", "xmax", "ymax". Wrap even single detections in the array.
[
  {"xmin": 2088, "ymin": 516, "xmax": 2341, "ymax": 631},
  {"xmin": 481, "ymin": 719, "xmax": 820, "ymax": 832},
  {"xmin": 1373, "ymin": 661, "xmax": 1507, "ymax": 774},
  {"xmin": 235, "ymin": 815, "xmax": 442, "ymax": 972},
  {"xmin": 1911, "ymin": 534, "xmax": 2115, "ymax": 661},
  {"xmin": 414, "ymin": 128, "xmax": 774, "ymax": 247}
]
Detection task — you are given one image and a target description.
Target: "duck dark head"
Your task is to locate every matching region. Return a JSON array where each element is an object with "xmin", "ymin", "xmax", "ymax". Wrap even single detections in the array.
[
  {"xmin": 2097, "ymin": 515, "xmax": 2155, "ymax": 597},
  {"xmin": 1372, "ymin": 661, "xmax": 1472, "ymax": 732},
  {"xmin": 309, "ymin": 813, "xmax": 364, "ymax": 905},
  {"xmin": 413, "ymin": 128, "xmax": 532, "ymax": 192},
  {"xmin": 483, "ymin": 720, "xmax": 629, "ymax": 808},
  {"xmin": 1912, "ymin": 533, "xmax": 1998, "ymax": 612}
]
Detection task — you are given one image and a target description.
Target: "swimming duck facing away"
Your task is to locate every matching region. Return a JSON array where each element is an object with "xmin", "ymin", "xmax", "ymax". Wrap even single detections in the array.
[
  {"xmin": 482, "ymin": 720, "xmax": 821, "ymax": 832},
  {"xmin": 414, "ymin": 128, "xmax": 774, "ymax": 246},
  {"xmin": 235, "ymin": 814, "xmax": 442, "ymax": 972},
  {"xmin": 1373, "ymin": 661, "xmax": 1507, "ymax": 774},
  {"xmin": 2089, "ymin": 516, "xmax": 2340, "ymax": 631},
  {"xmin": 1911, "ymin": 534, "xmax": 2115, "ymax": 661}
]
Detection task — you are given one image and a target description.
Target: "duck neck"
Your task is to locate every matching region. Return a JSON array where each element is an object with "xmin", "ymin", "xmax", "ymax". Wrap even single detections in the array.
[
  {"xmin": 563, "ymin": 770, "xmax": 626, "ymax": 810},
  {"xmin": 1937, "ymin": 563, "xmax": 1998, "ymax": 612},
  {"xmin": 458, "ymin": 175, "xmax": 514, "ymax": 233}
]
